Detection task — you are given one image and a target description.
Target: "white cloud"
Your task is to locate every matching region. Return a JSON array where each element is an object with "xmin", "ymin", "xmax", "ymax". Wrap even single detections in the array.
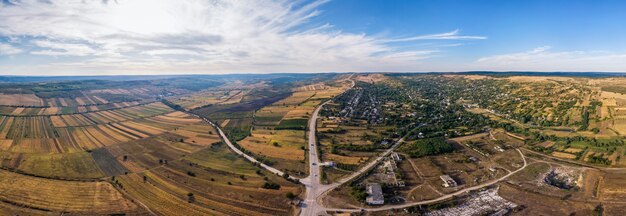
[
  {"xmin": 0, "ymin": 43, "xmax": 23, "ymax": 55},
  {"xmin": 383, "ymin": 29, "xmax": 486, "ymax": 43},
  {"xmin": 31, "ymin": 40, "xmax": 96, "ymax": 56},
  {"xmin": 0, "ymin": 0, "xmax": 479, "ymax": 75},
  {"xmin": 474, "ymin": 46, "xmax": 626, "ymax": 72}
]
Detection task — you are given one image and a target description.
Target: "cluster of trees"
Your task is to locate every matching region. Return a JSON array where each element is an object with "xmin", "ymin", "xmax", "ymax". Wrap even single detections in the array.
[
  {"xmin": 262, "ymin": 181, "xmax": 280, "ymax": 190},
  {"xmin": 349, "ymin": 185, "xmax": 367, "ymax": 202},
  {"xmin": 579, "ymin": 108, "xmax": 590, "ymax": 131},
  {"xmin": 400, "ymin": 137, "xmax": 454, "ymax": 158},
  {"xmin": 587, "ymin": 154, "xmax": 611, "ymax": 165},
  {"xmin": 409, "ymin": 75, "xmax": 596, "ymax": 128},
  {"xmin": 161, "ymin": 99, "xmax": 184, "ymax": 111},
  {"xmin": 335, "ymin": 144, "xmax": 379, "ymax": 152}
]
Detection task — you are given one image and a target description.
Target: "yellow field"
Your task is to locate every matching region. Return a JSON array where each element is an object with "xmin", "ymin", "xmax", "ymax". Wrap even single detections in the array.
[
  {"xmin": 505, "ymin": 76, "xmax": 574, "ymax": 83},
  {"xmin": 93, "ymin": 95, "xmax": 108, "ymax": 104},
  {"xmin": 171, "ymin": 127, "xmax": 221, "ymax": 146},
  {"xmin": 172, "ymin": 89, "xmax": 248, "ymax": 109},
  {"xmin": 0, "ymin": 170, "xmax": 138, "ymax": 213},
  {"xmin": 220, "ymin": 119, "xmax": 230, "ymax": 127},
  {"xmin": 58, "ymin": 98, "xmax": 68, "ymax": 106},
  {"xmin": 15, "ymin": 152, "xmax": 105, "ymax": 179},
  {"xmin": 325, "ymin": 153, "xmax": 367, "ymax": 165},
  {"xmin": 355, "ymin": 74, "xmax": 387, "ymax": 83},
  {"xmin": 275, "ymin": 91, "xmax": 316, "ymax": 105},
  {"xmin": 564, "ymin": 147, "xmax": 584, "ymax": 153},
  {"xmin": 11, "ymin": 107, "xmax": 24, "ymax": 115},
  {"xmin": 75, "ymin": 97, "xmax": 86, "ymax": 105},
  {"xmin": 613, "ymin": 120, "xmax": 626, "ymax": 135},
  {"xmin": 121, "ymin": 121, "xmax": 166, "ymax": 135},
  {"xmin": 0, "ymin": 94, "xmax": 43, "ymax": 106},
  {"xmin": 0, "ymin": 139, "xmax": 13, "ymax": 150},
  {"xmin": 155, "ymin": 112, "xmax": 202, "ymax": 123},
  {"xmin": 552, "ymin": 152, "xmax": 577, "ymax": 159},
  {"xmin": 239, "ymin": 130, "xmax": 305, "ymax": 161}
]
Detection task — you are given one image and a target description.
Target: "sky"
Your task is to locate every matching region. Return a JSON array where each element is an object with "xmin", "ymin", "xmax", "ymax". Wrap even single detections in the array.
[{"xmin": 1, "ymin": 0, "xmax": 626, "ymax": 75}]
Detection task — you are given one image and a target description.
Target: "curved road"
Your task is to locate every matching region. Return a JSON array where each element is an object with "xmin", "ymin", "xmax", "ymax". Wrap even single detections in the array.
[
  {"xmin": 189, "ymin": 77, "xmax": 528, "ymax": 215},
  {"xmin": 325, "ymin": 148, "xmax": 527, "ymax": 213},
  {"xmin": 189, "ymin": 76, "xmax": 528, "ymax": 215},
  {"xmin": 187, "ymin": 112, "xmax": 299, "ymax": 181},
  {"xmin": 298, "ymin": 76, "xmax": 528, "ymax": 214}
]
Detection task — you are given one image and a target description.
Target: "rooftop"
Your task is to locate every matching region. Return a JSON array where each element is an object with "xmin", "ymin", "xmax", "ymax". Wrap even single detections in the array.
[{"xmin": 365, "ymin": 183, "xmax": 384, "ymax": 205}]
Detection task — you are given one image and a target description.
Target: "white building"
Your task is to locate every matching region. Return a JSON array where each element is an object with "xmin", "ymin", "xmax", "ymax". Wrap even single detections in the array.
[
  {"xmin": 320, "ymin": 161, "xmax": 336, "ymax": 167},
  {"xmin": 390, "ymin": 152, "xmax": 402, "ymax": 162},
  {"xmin": 440, "ymin": 175, "xmax": 458, "ymax": 188},
  {"xmin": 366, "ymin": 183, "xmax": 384, "ymax": 205}
]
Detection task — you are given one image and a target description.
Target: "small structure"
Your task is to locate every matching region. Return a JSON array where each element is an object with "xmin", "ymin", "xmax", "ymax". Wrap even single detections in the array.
[
  {"xmin": 494, "ymin": 146, "xmax": 505, "ymax": 152},
  {"xmin": 366, "ymin": 183, "xmax": 384, "ymax": 205},
  {"xmin": 380, "ymin": 140, "xmax": 389, "ymax": 146},
  {"xmin": 390, "ymin": 152, "xmax": 402, "ymax": 162},
  {"xmin": 320, "ymin": 161, "xmax": 336, "ymax": 167},
  {"xmin": 418, "ymin": 132, "xmax": 425, "ymax": 139},
  {"xmin": 440, "ymin": 175, "xmax": 458, "ymax": 188}
]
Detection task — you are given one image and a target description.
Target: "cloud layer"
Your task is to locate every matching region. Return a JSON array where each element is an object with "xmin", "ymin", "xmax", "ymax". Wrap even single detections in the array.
[
  {"xmin": 0, "ymin": 0, "xmax": 483, "ymax": 75},
  {"xmin": 474, "ymin": 46, "xmax": 626, "ymax": 72}
]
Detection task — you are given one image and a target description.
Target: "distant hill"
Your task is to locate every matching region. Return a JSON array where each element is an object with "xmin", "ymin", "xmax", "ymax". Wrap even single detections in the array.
[{"xmin": 445, "ymin": 71, "xmax": 626, "ymax": 78}]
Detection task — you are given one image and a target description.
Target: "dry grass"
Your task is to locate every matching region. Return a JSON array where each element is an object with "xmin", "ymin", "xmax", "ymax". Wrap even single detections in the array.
[
  {"xmin": 239, "ymin": 130, "xmax": 305, "ymax": 161},
  {"xmin": 564, "ymin": 147, "xmax": 584, "ymax": 153},
  {"xmin": 552, "ymin": 151, "xmax": 577, "ymax": 159},
  {"xmin": 355, "ymin": 74, "xmax": 387, "ymax": 83},
  {"xmin": 0, "ymin": 170, "xmax": 138, "ymax": 213},
  {"xmin": 0, "ymin": 94, "xmax": 43, "ymax": 106}
]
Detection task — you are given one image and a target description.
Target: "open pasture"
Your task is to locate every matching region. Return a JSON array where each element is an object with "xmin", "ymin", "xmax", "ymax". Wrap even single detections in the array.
[
  {"xmin": 115, "ymin": 142, "xmax": 299, "ymax": 216},
  {"xmin": 255, "ymin": 106, "xmax": 291, "ymax": 126},
  {"xmin": 238, "ymin": 129, "xmax": 306, "ymax": 161}
]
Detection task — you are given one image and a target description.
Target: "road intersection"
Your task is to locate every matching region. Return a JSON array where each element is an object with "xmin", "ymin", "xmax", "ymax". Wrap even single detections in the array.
[{"xmin": 192, "ymin": 76, "xmax": 529, "ymax": 215}]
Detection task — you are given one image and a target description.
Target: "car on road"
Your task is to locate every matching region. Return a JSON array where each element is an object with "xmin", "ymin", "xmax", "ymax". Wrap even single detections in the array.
[{"xmin": 312, "ymin": 163, "xmax": 316, "ymax": 166}]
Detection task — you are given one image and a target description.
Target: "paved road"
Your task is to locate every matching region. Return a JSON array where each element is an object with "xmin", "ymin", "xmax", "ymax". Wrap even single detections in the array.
[
  {"xmin": 299, "ymin": 100, "xmax": 330, "ymax": 216},
  {"xmin": 189, "ymin": 76, "xmax": 527, "ymax": 215},
  {"xmin": 300, "ymin": 77, "xmax": 356, "ymax": 216},
  {"xmin": 187, "ymin": 112, "xmax": 299, "ymax": 181},
  {"xmin": 299, "ymin": 112, "xmax": 406, "ymax": 216}
]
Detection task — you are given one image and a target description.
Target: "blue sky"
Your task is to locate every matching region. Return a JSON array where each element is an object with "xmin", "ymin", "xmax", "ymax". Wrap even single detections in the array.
[{"xmin": 1, "ymin": 0, "xmax": 626, "ymax": 75}]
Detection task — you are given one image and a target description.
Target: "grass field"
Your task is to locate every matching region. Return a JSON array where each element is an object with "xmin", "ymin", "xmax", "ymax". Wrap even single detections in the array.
[{"xmin": 275, "ymin": 118, "xmax": 308, "ymax": 130}]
